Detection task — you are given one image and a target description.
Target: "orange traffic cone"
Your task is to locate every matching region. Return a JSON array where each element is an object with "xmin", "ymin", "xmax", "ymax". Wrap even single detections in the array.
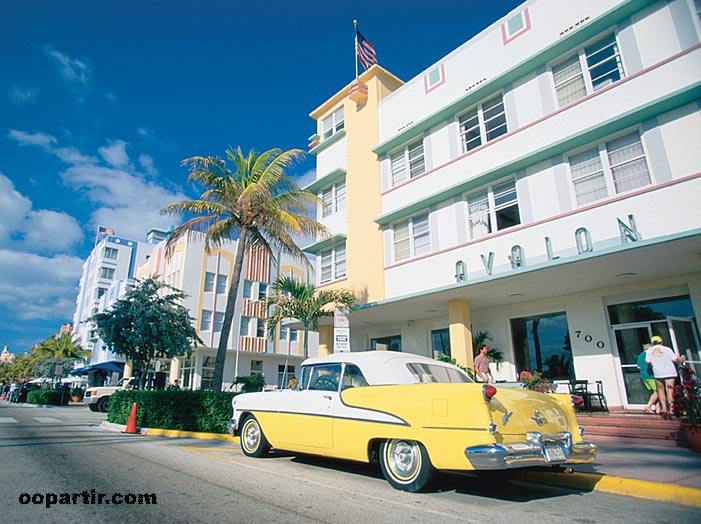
[{"xmin": 124, "ymin": 402, "xmax": 138, "ymax": 434}]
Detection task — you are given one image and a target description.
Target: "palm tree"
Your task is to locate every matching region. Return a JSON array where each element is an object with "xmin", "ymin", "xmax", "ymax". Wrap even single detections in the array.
[
  {"xmin": 161, "ymin": 147, "xmax": 328, "ymax": 391},
  {"xmin": 265, "ymin": 275, "xmax": 356, "ymax": 359},
  {"xmin": 34, "ymin": 333, "xmax": 90, "ymax": 362}
]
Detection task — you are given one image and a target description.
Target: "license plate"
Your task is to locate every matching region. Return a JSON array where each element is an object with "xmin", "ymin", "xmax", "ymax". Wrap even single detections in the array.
[{"xmin": 544, "ymin": 443, "xmax": 567, "ymax": 462}]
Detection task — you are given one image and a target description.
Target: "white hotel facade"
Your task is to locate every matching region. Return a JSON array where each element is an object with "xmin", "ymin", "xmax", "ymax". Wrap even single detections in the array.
[{"xmin": 304, "ymin": 0, "xmax": 701, "ymax": 409}]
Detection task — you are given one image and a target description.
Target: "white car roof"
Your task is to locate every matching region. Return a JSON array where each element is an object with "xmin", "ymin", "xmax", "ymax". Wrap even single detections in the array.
[{"xmin": 302, "ymin": 351, "xmax": 463, "ymax": 385}]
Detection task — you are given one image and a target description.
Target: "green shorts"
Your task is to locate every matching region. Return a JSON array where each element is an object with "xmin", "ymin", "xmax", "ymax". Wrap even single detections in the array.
[{"xmin": 642, "ymin": 379, "xmax": 657, "ymax": 391}]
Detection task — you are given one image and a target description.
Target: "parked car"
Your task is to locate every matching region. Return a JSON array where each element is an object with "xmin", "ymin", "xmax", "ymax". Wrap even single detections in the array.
[
  {"xmin": 228, "ymin": 351, "xmax": 597, "ymax": 492},
  {"xmin": 10, "ymin": 383, "xmax": 39, "ymax": 403},
  {"xmin": 83, "ymin": 377, "xmax": 138, "ymax": 413}
]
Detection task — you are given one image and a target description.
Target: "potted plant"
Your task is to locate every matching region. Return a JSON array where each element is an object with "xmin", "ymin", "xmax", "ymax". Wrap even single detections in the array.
[
  {"xmin": 70, "ymin": 386, "xmax": 84, "ymax": 403},
  {"xmin": 519, "ymin": 370, "xmax": 556, "ymax": 393},
  {"xmin": 673, "ymin": 362, "xmax": 701, "ymax": 452}
]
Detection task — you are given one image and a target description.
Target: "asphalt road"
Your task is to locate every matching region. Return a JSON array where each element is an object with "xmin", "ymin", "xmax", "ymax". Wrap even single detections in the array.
[{"xmin": 1, "ymin": 403, "xmax": 699, "ymax": 524}]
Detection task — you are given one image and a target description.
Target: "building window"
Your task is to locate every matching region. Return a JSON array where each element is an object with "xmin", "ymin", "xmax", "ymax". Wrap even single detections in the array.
[
  {"xmin": 321, "ymin": 180, "xmax": 346, "ymax": 218},
  {"xmin": 393, "ymin": 212, "xmax": 430, "ymax": 262},
  {"xmin": 256, "ymin": 318, "xmax": 265, "ymax": 338},
  {"xmin": 371, "ymin": 335, "xmax": 402, "ymax": 352},
  {"xmin": 390, "ymin": 139, "xmax": 425, "ymax": 186},
  {"xmin": 201, "ymin": 356, "xmax": 215, "ymax": 390},
  {"xmin": 243, "ymin": 279, "xmax": 253, "ymax": 299},
  {"xmin": 568, "ymin": 131, "xmax": 650, "ymax": 206},
  {"xmin": 552, "ymin": 33, "xmax": 624, "ymax": 107},
  {"xmin": 321, "ymin": 106, "xmax": 344, "ymax": 140},
  {"xmin": 510, "ymin": 311, "xmax": 574, "ymax": 381},
  {"xmin": 103, "ymin": 247, "xmax": 118, "ymax": 260},
  {"xmin": 278, "ymin": 364, "xmax": 296, "ymax": 389},
  {"xmin": 96, "ymin": 288, "xmax": 107, "ymax": 299},
  {"xmin": 216, "ymin": 274, "xmax": 227, "ymax": 294},
  {"xmin": 251, "ymin": 360, "xmax": 263, "ymax": 374},
  {"xmin": 204, "ymin": 272, "xmax": 215, "ymax": 292},
  {"xmin": 200, "ymin": 309, "xmax": 212, "ymax": 331},
  {"xmin": 258, "ymin": 283, "xmax": 267, "ymax": 301},
  {"xmin": 431, "ymin": 329, "xmax": 451, "ymax": 359},
  {"xmin": 458, "ymin": 95, "xmax": 508, "ymax": 153},
  {"xmin": 466, "ymin": 179, "xmax": 520, "ymax": 239},
  {"xmin": 290, "ymin": 330, "xmax": 298, "ymax": 342},
  {"xmin": 320, "ymin": 241, "xmax": 347, "ymax": 283},
  {"xmin": 240, "ymin": 316, "xmax": 251, "ymax": 337},
  {"xmin": 181, "ymin": 357, "xmax": 194, "ymax": 389},
  {"xmin": 213, "ymin": 311, "xmax": 225, "ymax": 332},
  {"xmin": 99, "ymin": 267, "xmax": 115, "ymax": 280}
]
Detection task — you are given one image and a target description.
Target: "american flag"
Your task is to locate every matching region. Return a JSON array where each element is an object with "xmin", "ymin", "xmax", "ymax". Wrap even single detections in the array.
[
  {"xmin": 97, "ymin": 226, "xmax": 115, "ymax": 236},
  {"xmin": 355, "ymin": 29, "xmax": 377, "ymax": 71}
]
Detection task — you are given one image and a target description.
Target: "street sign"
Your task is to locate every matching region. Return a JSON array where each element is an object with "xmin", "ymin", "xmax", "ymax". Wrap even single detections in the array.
[{"xmin": 334, "ymin": 328, "xmax": 350, "ymax": 352}]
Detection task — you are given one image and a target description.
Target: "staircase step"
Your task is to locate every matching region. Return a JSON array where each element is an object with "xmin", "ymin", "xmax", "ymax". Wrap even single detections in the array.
[{"xmin": 575, "ymin": 411, "xmax": 686, "ymax": 448}]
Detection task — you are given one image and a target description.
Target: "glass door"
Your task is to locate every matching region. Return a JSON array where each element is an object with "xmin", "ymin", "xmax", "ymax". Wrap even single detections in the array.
[
  {"xmin": 612, "ymin": 325, "xmax": 652, "ymax": 406},
  {"xmin": 667, "ymin": 317, "xmax": 701, "ymax": 376}
]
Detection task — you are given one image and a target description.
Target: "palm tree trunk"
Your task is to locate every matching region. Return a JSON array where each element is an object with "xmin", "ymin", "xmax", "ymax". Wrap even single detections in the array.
[{"xmin": 212, "ymin": 228, "xmax": 248, "ymax": 391}]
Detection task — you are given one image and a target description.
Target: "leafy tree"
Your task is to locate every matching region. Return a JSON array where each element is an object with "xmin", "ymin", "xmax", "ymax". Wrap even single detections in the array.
[
  {"xmin": 90, "ymin": 277, "xmax": 202, "ymax": 390},
  {"xmin": 161, "ymin": 147, "xmax": 327, "ymax": 391},
  {"xmin": 0, "ymin": 352, "xmax": 37, "ymax": 383},
  {"xmin": 233, "ymin": 373, "xmax": 266, "ymax": 393},
  {"xmin": 32, "ymin": 357, "xmax": 77, "ymax": 379},
  {"xmin": 265, "ymin": 275, "xmax": 356, "ymax": 359},
  {"xmin": 34, "ymin": 333, "xmax": 90, "ymax": 361}
]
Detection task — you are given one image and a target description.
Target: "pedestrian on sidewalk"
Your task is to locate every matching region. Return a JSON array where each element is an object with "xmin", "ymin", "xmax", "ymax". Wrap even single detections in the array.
[
  {"xmin": 646, "ymin": 335, "xmax": 685, "ymax": 417},
  {"xmin": 637, "ymin": 343, "xmax": 659, "ymax": 413},
  {"xmin": 474, "ymin": 344, "xmax": 493, "ymax": 383}
]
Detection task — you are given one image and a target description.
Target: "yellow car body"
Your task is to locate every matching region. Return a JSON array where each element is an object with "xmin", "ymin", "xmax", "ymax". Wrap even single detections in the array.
[{"xmin": 229, "ymin": 351, "xmax": 596, "ymax": 491}]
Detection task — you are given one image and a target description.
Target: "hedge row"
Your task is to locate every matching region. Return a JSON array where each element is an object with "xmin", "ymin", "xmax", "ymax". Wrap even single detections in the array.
[
  {"xmin": 108, "ymin": 390, "xmax": 238, "ymax": 434},
  {"xmin": 26, "ymin": 389, "xmax": 70, "ymax": 405}
]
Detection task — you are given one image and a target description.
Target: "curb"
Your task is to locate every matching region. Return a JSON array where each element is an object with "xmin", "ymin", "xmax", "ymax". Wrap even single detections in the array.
[
  {"xmin": 100, "ymin": 421, "xmax": 238, "ymax": 442},
  {"xmin": 98, "ymin": 421, "xmax": 699, "ymax": 507},
  {"xmin": 519, "ymin": 470, "xmax": 701, "ymax": 508}
]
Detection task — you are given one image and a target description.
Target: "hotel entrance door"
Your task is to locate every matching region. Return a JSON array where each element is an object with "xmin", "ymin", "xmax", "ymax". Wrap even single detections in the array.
[{"xmin": 613, "ymin": 317, "xmax": 701, "ymax": 407}]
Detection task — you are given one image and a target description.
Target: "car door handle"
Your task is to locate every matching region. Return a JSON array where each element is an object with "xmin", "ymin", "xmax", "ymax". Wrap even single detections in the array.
[{"xmin": 323, "ymin": 395, "xmax": 333, "ymax": 401}]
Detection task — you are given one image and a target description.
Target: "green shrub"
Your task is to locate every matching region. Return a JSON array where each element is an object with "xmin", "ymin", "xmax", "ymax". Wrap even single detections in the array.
[
  {"xmin": 26, "ymin": 389, "xmax": 70, "ymax": 405},
  {"xmin": 233, "ymin": 373, "xmax": 265, "ymax": 392},
  {"xmin": 108, "ymin": 390, "xmax": 237, "ymax": 433},
  {"xmin": 70, "ymin": 387, "xmax": 84, "ymax": 399}
]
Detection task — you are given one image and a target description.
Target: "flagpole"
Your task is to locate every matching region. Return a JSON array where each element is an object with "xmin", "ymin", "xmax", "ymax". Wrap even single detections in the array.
[{"xmin": 353, "ymin": 19, "xmax": 358, "ymax": 80}]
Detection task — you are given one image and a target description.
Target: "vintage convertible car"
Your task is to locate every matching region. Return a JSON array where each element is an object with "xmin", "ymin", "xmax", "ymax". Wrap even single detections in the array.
[{"xmin": 227, "ymin": 351, "xmax": 596, "ymax": 492}]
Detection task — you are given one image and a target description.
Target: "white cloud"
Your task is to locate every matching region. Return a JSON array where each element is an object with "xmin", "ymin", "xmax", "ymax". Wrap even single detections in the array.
[
  {"xmin": 0, "ymin": 173, "xmax": 83, "ymax": 253},
  {"xmin": 295, "ymin": 168, "xmax": 316, "ymax": 189},
  {"xmin": 42, "ymin": 45, "xmax": 90, "ymax": 88},
  {"xmin": 98, "ymin": 140, "xmax": 130, "ymax": 168},
  {"xmin": 8, "ymin": 129, "xmax": 57, "ymax": 149},
  {"xmin": 0, "ymin": 249, "xmax": 83, "ymax": 321},
  {"xmin": 138, "ymin": 154, "xmax": 157, "ymax": 177}
]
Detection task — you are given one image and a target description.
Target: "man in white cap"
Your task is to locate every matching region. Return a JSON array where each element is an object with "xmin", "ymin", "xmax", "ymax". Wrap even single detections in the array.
[{"xmin": 645, "ymin": 335, "xmax": 685, "ymax": 416}]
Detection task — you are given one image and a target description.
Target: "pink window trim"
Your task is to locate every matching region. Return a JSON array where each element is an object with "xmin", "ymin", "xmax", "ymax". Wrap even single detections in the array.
[
  {"xmin": 424, "ymin": 64, "xmax": 447, "ymax": 94},
  {"xmin": 501, "ymin": 8, "xmax": 532, "ymax": 45}
]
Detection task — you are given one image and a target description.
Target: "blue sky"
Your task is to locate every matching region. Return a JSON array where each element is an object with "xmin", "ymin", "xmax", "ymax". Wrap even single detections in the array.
[{"xmin": 0, "ymin": 0, "xmax": 523, "ymax": 353}]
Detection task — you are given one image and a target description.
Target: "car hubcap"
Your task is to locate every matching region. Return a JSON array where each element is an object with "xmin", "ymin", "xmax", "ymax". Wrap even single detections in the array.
[
  {"xmin": 388, "ymin": 440, "xmax": 420, "ymax": 481},
  {"xmin": 243, "ymin": 421, "xmax": 260, "ymax": 451}
]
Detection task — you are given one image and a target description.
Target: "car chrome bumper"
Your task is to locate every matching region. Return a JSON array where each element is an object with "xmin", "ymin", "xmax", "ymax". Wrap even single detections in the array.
[
  {"xmin": 464, "ymin": 431, "xmax": 597, "ymax": 470},
  {"xmin": 226, "ymin": 419, "xmax": 237, "ymax": 437}
]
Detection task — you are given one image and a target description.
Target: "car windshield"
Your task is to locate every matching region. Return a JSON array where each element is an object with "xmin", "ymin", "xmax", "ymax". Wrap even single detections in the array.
[{"xmin": 406, "ymin": 362, "xmax": 471, "ymax": 383}]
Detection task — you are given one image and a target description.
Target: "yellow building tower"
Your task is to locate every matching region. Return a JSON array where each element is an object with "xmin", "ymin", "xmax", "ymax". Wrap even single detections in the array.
[{"xmin": 305, "ymin": 66, "xmax": 404, "ymax": 354}]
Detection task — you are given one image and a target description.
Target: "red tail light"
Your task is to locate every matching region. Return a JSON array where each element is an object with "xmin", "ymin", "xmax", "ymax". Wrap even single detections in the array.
[{"xmin": 482, "ymin": 384, "xmax": 497, "ymax": 401}]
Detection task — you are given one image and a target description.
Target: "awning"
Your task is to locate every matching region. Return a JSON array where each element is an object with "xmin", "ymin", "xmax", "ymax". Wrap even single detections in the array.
[{"xmin": 72, "ymin": 361, "xmax": 125, "ymax": 375}]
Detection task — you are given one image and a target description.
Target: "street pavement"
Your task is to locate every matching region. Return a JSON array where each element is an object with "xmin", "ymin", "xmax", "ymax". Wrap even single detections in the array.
[{"xmin": 7, "ymin": 401, "xmax": 701, "ymax": 508}]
